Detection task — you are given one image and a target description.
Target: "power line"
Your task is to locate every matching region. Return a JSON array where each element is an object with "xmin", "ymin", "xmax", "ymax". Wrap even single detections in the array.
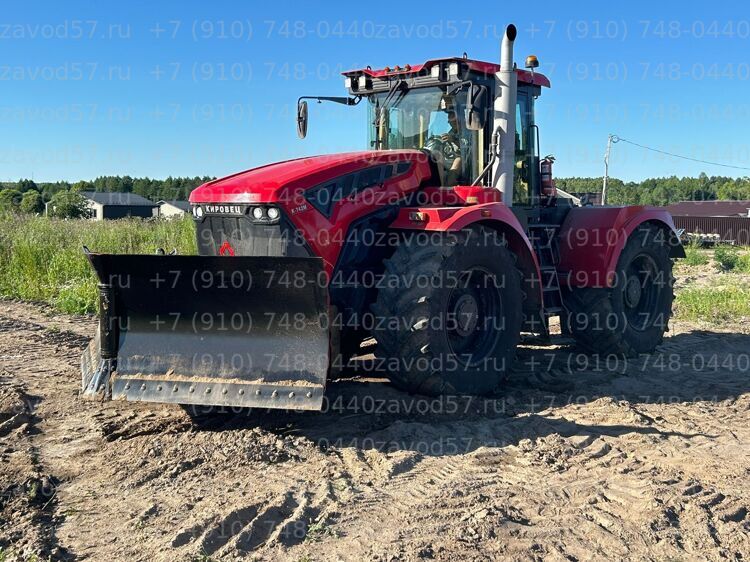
[{"xmin": 612, "ymin": 135, "xmax": 750, "ymax": 171}]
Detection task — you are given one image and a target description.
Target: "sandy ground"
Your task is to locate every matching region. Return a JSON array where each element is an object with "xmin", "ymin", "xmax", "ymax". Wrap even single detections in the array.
[{"xmin": 1, "ymin": 270, "xmax": 749, "ymax": 561}]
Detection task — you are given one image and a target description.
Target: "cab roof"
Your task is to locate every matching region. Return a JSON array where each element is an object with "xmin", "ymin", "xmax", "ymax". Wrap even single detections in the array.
[{"xmin": 342, "ymin": 56, "xmax": 550, "ymax": 88}]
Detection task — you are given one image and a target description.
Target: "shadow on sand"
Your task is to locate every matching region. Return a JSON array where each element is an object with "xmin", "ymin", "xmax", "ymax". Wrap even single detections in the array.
[{"xmin": 184, "ymin": 330, "xmax": 750, "ymax": 457}]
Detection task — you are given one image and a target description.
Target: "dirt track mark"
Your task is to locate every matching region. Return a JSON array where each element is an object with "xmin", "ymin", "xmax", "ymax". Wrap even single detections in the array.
[
  {"xmin": 99, "ymin": 410, "xmax": 191, "ymax": 442},
  {"xmin": 0, "ymin": 376, "xmax": 36, "ymax": 436},
  {"xmin": 29, "ymin": 328, "xmax": 90, "ymax": 349},
  {"xmin": 0, "ymin": 316, "xmax": 44, "ymax": 333},
  {"xmin": 233, "ymin": 492, "xmax": 299, "ymax": 552},
  {"xmin": 0, "ymin": 377, "xmax": 70, "ymax": 560},
  {"xmin": 200, "ymin": 504, "xmax": 260, "ymax": 554}
]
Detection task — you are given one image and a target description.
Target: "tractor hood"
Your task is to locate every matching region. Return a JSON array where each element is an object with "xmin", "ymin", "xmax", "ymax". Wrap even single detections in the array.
[{"xmin": 189, "ymin": 150, "xmax": 431, "ymax": 204}]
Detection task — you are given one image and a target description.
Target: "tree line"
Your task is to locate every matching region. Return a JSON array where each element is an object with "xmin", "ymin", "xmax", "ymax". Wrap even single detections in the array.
[
  {"xmin": 0, "ymin": 176, "xmax": 213, "ymax": 218},
  {"xmin": 1, "ymin": 173, "xmax": 750, "ymax": 218},
  {"xmin": 556, "ymin": 172, "xmax": 750, "ymax": 206}
]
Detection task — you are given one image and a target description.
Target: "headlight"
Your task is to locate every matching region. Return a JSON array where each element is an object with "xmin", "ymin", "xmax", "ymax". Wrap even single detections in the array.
[
  {"xmin": 252, "ymin": 207, "xmax": 264, "ymax": 220},
  {"xmin": 267, "ymin": 207, "xmax": 280, "ymax": 220}
]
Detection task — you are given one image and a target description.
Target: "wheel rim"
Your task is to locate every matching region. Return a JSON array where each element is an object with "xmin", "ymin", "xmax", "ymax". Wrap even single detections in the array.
[
  {"xmin": 622, "ymin": 253, "xmax": 663, "ymax": 331},
  {"xmin": 446, "ymin": 268, "xmax": 503, "ymax": 367}
]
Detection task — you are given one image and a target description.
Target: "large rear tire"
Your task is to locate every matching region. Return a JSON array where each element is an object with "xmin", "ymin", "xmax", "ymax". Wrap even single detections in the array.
[
  {"xmin": 564, "ymin": 225, "xmax": 675, "ymax": 356},
  {"xmin": 371, "ymin": 226, "xmax": 523, "ymax": 395}
]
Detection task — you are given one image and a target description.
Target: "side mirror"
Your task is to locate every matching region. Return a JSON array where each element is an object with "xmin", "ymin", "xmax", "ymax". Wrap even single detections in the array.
[
  {"xmin": 297, "ymin": 100, "xmax": 308, "ymax": 139},
  {"xmin": 465, "ymin": 84, "xmax": 488, "ymax": 131}
]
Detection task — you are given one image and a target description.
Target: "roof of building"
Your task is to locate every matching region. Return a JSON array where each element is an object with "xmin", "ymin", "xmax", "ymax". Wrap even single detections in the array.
[
  {"xmin": 158, "ymin": 200, "xmax": 190, "ymax": 211},
  {"xmin": 666, "ymin": 200, "xmax": 750, "ymax": 218},
  {"xmin": 81, "ymin": 191, "xmax": 157, "ymax": 207}
]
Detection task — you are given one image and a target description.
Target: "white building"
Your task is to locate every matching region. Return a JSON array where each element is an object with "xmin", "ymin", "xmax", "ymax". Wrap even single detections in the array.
[{"xmin": 158, "ymin": 200, "xmax": 191, "ymax": 218}]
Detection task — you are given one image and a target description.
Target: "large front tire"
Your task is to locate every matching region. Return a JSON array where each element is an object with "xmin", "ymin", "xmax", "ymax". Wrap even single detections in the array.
[
  {"xmin": 371, "ymin": 227, "xmax": 523, "ymax": 396},
  {"xmin": 564, "ymin": 225, "xmax": 675, "ymax": 356}
]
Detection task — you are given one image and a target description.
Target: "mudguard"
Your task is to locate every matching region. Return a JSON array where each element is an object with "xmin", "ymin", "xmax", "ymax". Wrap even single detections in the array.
[
  {"xmin": 389, "ymin": 202, "xmax": 543, "ymax": 312},
  {"xmin": 80, "ymin": 253, "xmax": 329, "ymax": 411},
  {"xmin": 557, "ymin": 206, "xmax": 685, "ymax": 288}
]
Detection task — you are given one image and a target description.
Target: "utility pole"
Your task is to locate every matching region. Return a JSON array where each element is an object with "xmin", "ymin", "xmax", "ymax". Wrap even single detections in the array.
[{"xmin": 602, "ymin": 134, "xmax": 614, "ymax": 206}]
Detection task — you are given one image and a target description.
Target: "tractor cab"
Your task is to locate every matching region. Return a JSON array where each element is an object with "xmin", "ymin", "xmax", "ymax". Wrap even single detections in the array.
[{"xmin": 339, "ymin": 57, "xmax": 551, "ymax": 209}]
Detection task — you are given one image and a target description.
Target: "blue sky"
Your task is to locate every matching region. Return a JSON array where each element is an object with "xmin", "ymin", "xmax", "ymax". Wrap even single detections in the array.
[{"xmin": 2, "ymin": 1, "xmax": 749, "ymax": 182}]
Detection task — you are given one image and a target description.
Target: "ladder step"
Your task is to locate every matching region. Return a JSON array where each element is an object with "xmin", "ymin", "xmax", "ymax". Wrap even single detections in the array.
[
  {"xmin": 549, "ymin": 336, "xmax": 576, "ymax": 346},
  {"xmin": 528, "ymin": 223, "xmax": 560, "ymax": 228},
  {"xmin": 543, "ymin": 286, "xmax": 560, "ymax": 292},
  {"xmin": 544, "ymin": 306, "xmax": 564, "ymax": 315},
  {"xmin": 519, "ymin": 334, "xmax": 575, "ymax": 346}
]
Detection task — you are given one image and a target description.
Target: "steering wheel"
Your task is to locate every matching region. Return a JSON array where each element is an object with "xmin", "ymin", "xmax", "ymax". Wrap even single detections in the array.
[{"xmin": 425, "ymin": 135, "xmax": 460, "ymax": 162}]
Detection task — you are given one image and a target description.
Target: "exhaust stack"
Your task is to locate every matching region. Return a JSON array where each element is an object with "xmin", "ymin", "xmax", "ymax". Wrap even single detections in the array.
[{"xmin": 491, "ymin": 24, "xmax": 518, "ymax": 205}]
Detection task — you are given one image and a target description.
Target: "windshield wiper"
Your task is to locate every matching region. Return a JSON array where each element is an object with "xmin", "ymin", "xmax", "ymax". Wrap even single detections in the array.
[{"xmin": 381, "ymin": 79, "xmax": 408, "ymax": 108}]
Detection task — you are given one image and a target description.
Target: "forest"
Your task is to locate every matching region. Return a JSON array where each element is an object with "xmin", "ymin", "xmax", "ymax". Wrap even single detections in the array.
[
  {"xmin": 0, "ymin": 176, "xmax": 212, "ymax": 216},
  {"xmin": 555, "ymin": 173, "xmax": 750, "ymax": 206},
  {"xmin": 1, "ymin": 173, "xmax": 750, "ymax": 216}
]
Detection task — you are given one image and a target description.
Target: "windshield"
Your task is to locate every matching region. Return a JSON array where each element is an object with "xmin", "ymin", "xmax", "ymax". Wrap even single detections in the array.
[{"xmin": 367, "ymin": 86, "xmax": 481, "ymax": 185}]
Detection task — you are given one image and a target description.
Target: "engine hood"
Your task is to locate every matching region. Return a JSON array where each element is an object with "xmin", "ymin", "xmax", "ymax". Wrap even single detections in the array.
[{"xmin": 189, "ymin": 150, "xmax": 431, "ymax": 204}]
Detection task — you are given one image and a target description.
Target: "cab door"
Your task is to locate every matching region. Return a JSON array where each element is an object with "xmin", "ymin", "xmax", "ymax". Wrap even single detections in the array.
[{"xmin": 513, "ymin": 89, "xmax": 538, "ymax": 208}]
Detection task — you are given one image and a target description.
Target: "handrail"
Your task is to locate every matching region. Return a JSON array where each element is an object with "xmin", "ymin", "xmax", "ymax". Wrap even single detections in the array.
[{"xmin": 555, "ymin": 187, "xmax": 582, "ymax": 206}]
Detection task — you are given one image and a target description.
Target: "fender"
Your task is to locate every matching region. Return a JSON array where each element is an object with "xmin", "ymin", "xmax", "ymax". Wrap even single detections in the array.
[
  {"xmin": 558, "ymin": 206, "xmax": 685, "ymax": 288},
  {"xmin": 390, "ymin": 202, "xmax": 543, "ymax": 312}
]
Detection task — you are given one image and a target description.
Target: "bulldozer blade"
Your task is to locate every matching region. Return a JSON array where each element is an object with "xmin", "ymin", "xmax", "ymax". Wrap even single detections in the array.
[{"xmin": 80, "ymin": 253, "xmax": 329, "ymax": 411}]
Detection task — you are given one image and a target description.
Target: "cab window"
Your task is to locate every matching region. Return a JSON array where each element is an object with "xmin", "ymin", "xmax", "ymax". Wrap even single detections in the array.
[
  {"xmin": 367, "ymin": 86, "xmax": 478, "ymax": 185},
  {"xmin": 513, "ymin": 93, "xmax": 533, "ymax": 206}
]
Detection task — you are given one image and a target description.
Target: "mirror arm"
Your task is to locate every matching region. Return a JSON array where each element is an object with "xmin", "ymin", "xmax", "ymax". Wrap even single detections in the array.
[{"xmin": 298, "ymin": 95, "xmax": 361, "ymax": 106}]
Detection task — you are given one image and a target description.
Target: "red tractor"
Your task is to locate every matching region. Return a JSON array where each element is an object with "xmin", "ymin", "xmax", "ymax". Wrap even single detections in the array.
[{"xmin": 81, "ymin": 25, "xmax": 684, "ymax": 411}]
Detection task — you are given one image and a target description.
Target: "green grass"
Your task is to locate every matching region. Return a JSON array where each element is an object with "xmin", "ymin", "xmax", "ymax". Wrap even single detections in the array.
[
  {"xmin": 682, "ymin": 243, "xmax": 709, "ymax": 266},
  {"xmin": 671, "ymin": 243, "xmax": 750, "ymax": 322},
  {"xmin": 0, "ymin": 215, "xmax": 196, "ymax": 314},
  {"xmin": 737, "ymin": 252, "xmax": 750, "ymax": 273},
  {"xmin": 675, "ymin": 283, "xmax": 750, "ymax": 322},
  {"xmin": 714, "ymin": 244, "xmax": 740, "ymax": 271},
  {"xmin": 304, "ymin": 521, "xmax": 340, "ymax": 543},
  {"xmin": 711, "ymin": 244, "xmax": 750, "ymax": 273}
]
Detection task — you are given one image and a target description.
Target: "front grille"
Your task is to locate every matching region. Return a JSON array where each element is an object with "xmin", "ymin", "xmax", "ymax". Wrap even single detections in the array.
[{"xmin": 196, "ymin": 214, "xmax": 311, "ymax": 257}]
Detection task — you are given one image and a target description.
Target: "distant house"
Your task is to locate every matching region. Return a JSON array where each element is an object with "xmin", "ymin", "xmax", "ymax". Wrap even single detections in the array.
[
  {"xmin": 81, "ymin": 192, "xmax": 158, "ymax": 220},
  {"xmin": 665, "ymin": 200, "xmax": 750, "ymax": 245},
  {"xmin": 158, "ymin": 200, "xmax": 191, "ymax": 218},
  {"xmin": 666, "ymin": 200, "xmax": 750, "ymax": 218}
]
